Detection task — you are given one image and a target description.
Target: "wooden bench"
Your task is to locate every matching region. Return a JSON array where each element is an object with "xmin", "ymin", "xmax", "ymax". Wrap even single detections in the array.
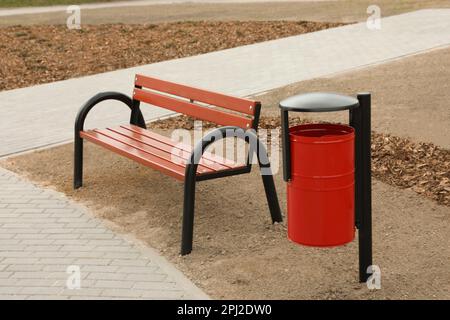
[{"xmin": 74, "ymin": 74, "xmax": 282, "ymax": 255}]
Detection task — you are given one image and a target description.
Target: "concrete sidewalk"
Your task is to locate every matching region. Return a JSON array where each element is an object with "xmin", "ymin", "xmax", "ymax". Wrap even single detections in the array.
[
  {"xmin": 1, "ymin": 9, "xmax": 449, "ymax": 157},
  {"xmin": 0, "ymin": 167, "xmax": 208, "ymax": 300}
]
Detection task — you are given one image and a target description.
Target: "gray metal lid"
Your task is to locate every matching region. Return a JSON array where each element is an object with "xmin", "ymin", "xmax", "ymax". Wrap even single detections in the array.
[{"xmin": 279, "ymin": 92, "xmax": 359, "ymax": 112}]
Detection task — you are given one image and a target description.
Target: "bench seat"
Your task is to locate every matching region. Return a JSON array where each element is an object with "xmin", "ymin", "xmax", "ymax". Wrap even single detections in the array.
[{"xmin": 81, "ymin": 124, "xmax": 245, "ymax": 181}]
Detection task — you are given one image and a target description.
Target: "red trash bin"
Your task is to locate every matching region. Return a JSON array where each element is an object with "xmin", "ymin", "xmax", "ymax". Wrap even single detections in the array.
[{"xmin": 287, "ymin": 123, "xmax": 355, "ymax": 247}]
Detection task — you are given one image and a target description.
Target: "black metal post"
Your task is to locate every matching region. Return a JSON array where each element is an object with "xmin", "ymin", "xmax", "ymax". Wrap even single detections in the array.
[
  {"xmin": 132, "ymin": 85, "xmax": 147, "ymax": 129},
  {"xmin": 181, "ymin": 168, "xmax": 196, "ymax": 255},
  {"xmin": 349, "ymin": 106, "xmax": 362, "ymax": 229},
  {"xmin": 280, "ymin": 110, "xmax": 291, "ymax": 182},
  {"xmin": 261, "ymin": 174, "xmax": 283, "ymax": 223},
  {"xmin": 356, "ymin": 92, "xmax": 372, "ymax": 283},
  {"xmin": 130, "ymin": 100, "xmax": 147, "ymax": 129},
  {"xmin": 73, "ymin": 133, "xmax": 83, "ymax": 189},
  {"xmin": 256, "ymin": 135, "xmax": 283, "ymax": 223}
]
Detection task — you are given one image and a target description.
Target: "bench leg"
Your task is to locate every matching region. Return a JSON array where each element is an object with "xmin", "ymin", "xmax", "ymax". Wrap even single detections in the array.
[
  {"xmin": 256, "ymin": 139, "xmax": 283, "ymax": 224},
  {"xmin": 181, "ymin": 173, "xmax": 196, "ymax": 255},
  {"xmin": 74, "ymin": 135, "xmax": 83, "ymax": 189},
  {"xmin": 261, "ymin": 172, "xmax": 283, "ymax": 223}
]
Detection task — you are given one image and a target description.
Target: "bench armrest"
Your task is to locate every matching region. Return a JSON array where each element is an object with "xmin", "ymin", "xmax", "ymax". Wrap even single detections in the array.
[
  {"xmin": 74, "ymin": 92, "xmax": 146, "ymax": 134},
  {"xmin": 186, "ymin": 126, "xmax": 272, "ymax": 179}
]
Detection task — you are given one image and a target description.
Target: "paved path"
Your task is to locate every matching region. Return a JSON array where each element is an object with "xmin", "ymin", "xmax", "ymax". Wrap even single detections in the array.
[
  {"xmin": 0, "ymin": 0, "xmax": 329, "ymax": 17},
  {"xmin": 0, "ymin": 167, "xmax": 208, "ymax": 300},
  {"xmin": 1, "ymin": 9, "xmax": 449, "ymax": 157}
]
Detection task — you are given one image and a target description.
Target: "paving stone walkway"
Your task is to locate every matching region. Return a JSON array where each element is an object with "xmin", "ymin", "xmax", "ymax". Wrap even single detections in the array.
[{"xmin": 0, "ymin": 167, "xmax": 208, "ymax": 300}]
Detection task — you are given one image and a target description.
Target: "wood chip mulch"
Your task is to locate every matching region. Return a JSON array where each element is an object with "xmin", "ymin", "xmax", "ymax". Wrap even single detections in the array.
[
  {"xmin": 148, "ymin": 115, "xmax": 450, "ymax": 206},
  {"xmin": 0, "ymin": 21, "xmax": 344, "ymax": 91}
]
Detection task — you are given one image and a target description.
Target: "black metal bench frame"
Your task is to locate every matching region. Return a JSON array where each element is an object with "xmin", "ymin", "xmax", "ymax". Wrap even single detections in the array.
[{"xmin": 74, "ymin": 76, "xmax": 283, "ymax": 255}]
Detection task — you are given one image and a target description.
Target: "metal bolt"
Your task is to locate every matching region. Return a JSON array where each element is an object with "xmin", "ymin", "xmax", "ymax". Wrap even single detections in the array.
[{"xmin": 249, "ymin": 105, "xmax": 253, "ymax": 110}]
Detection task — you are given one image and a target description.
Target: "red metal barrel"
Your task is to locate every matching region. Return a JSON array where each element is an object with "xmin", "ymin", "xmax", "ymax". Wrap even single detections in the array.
[{"xmin": 287, "ymin": 123, "xmax": 355, "ymax": 247}]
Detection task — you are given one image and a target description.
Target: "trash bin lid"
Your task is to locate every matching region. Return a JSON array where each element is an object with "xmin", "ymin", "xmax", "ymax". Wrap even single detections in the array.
[{"xmin": 279, "ymin": 92, "xmax": 359, "ymax": 112}]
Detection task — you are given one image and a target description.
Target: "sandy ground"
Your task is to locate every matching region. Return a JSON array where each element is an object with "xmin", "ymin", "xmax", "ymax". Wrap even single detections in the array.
[
  {"xmin": 2, "ymin": 143, "xmax": 449, "ymax": 299},
  {"xmin": 1, "ymin": 0, "xmax": 449, "ymax": 26},
  {"xmin": 254, "ymin": 46, "xmax": 450, "ymax": 149}
]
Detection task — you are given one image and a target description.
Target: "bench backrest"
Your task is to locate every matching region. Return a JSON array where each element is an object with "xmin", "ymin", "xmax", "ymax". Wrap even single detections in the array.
[{"xmin": 133, "ymin": 74, "xmax": 260, "ymax": 130}]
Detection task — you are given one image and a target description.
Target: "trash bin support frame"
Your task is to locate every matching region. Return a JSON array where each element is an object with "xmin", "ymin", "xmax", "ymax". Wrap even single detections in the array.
[{"xmin": 280, "ymin": 92, "xmax": 372, "ymax": 283}]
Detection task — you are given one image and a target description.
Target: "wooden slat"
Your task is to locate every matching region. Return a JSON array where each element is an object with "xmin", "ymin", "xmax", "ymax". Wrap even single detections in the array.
[
  {"xmin": 133, "ymin": 88, "xmax": 253, "ymax": 129},
  {"xmin": 135, "ymin": 74, "xmax": 257, "ymax": 115},
  {"xmin": 122, "ymin": 125, "xmax": 241, "ymax": 168},
  {"xmin": 103, "ymin": 127, "xmax": 228, "ymax": 172},
  {"xmin": 94, "ymin": 129, "xmax": 216, "ymax": 175},
  {"xmin": 80, "ymin": 130, "xmax": 187, "ymax": 180},
  {"xmin": 110, "ymin": 126, "xmax": 230, "ymax": 171}
]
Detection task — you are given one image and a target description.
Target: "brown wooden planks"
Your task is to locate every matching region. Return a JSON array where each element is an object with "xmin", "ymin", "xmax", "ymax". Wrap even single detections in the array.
[
  {"xmin": 96, "ymin": 128, "xmax": 221, "ymax": 173},
  {"xmin": 80, "ymin": 130, "xmax": 188, "ymax": 180},
  {"xmin": 133, "ymin": 88, "xmax": 253, "ymax": 129},
  {"xmin": 109, "ymin": 126, "xmax": 229, "ymax": 171},
  {"xmin": 135, "ymin": 74, "xmax": 257, "ymax": 115},
  {"xmin": 81, "ymin": 125, "xmax": 246, "ymax": 180},
  {"xmin": 123, "ymin": 125, "xmax": 241, "ymax": 169}
]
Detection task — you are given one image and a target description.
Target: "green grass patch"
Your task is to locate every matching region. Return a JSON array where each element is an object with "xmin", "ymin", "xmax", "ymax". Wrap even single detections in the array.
[{"xmin": 1, "ymin": 0, "xmax": 120, "ymax": 8}]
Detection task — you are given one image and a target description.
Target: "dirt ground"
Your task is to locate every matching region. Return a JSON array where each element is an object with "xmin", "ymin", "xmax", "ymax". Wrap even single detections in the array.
[
  {"xmin": 1, "ymin": 0, "xmax": 449, "ymax": 26},
  {"xmin": 0, "ymin": 21, "xmax": 342, "ymax": 91},
  {"xmin": 2, "ymin": 142, "xmax": 449, "ymax": 299},
  {"xmin": 254, "ymin": 46, "xmax": 450, "ymax": 149}
]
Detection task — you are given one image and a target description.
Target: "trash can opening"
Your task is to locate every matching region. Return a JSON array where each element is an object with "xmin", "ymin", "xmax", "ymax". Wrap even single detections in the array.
[{"xmin": 289, "ymin": 123, "xmax": 354, "ymax": 142}]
